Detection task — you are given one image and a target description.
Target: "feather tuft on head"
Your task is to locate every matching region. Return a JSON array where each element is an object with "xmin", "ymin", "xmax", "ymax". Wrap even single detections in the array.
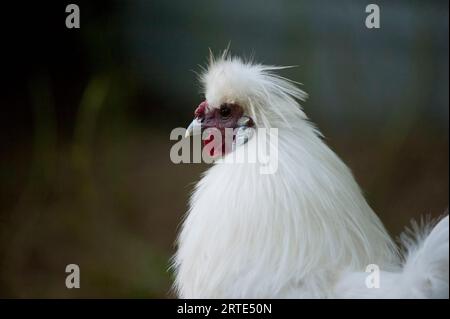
[{"xmin": 200, "ymin": 51, "xmax": 309, "ymax": 129}]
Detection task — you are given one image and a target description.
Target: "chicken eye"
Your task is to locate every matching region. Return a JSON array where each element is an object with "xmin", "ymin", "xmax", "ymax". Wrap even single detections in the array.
[{"xmin": 219, "ymin": 104, "xmax": 232, "ymax": 118}]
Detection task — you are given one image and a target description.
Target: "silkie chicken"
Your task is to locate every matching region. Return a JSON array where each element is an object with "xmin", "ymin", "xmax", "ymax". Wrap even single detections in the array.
[{"xmin": 172, "ymin": 52, "xmax": 449, "ymax": 298}]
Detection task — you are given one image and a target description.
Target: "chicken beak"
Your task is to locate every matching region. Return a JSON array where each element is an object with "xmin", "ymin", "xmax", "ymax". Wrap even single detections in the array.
[{"xmin": 185, "ymin": 118, "xmax": 203, "ymax": 138}]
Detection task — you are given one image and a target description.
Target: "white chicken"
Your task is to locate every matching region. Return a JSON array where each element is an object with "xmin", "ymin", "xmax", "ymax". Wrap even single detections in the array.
[{"xmin": 172, "ymin": 52, "xmax": 449, "ymax": 298}]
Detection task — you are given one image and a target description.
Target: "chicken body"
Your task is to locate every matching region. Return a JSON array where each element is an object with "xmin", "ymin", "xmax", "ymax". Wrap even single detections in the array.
[{"xmin": 172, "ymin": 54, "xmax": 449, "ymax": 298}]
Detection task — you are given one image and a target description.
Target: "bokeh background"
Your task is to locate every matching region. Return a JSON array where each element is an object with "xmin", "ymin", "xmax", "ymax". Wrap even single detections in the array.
[{"xmin": 0, "ymin": 0, "xmax": 448, "ymax": 298}]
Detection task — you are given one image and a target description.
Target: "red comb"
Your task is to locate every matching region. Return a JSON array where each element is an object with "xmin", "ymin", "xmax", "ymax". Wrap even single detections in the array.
[{"xmin": 195, "ymin": 101, "xmax": 208, "ymax": 118}]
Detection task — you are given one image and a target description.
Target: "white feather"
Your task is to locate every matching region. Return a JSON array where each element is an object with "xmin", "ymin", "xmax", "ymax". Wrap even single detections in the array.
[
  {"xmin": 172, "ymin": 54, "xmax": 449, "ymax": 298},
  {"xmin": 335, "ymin": 216, "xmax": 449, "ymax": 298}
]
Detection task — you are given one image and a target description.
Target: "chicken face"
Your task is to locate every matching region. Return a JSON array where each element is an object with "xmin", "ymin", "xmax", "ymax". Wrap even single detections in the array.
[{"xmin": 185, "ymin": 100, "xmax": 254, "ymax": 158}]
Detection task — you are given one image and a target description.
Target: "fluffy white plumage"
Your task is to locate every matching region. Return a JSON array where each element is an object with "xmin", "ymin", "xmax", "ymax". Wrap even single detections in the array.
[{"xmin": 172, "ymin": 53, "xmax": 449, "ymax": 298}]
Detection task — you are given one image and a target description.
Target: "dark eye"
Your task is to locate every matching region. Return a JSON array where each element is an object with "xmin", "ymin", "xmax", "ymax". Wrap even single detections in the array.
[{"xmin": 219, "ymin": 104, "xmax": 232, "ymax": 118}]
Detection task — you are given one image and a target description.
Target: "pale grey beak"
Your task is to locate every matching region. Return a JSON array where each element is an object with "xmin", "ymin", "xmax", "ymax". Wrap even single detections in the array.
[{"xmin": 185, "ymin": 118, "xmax": 203, "ymax": 138}]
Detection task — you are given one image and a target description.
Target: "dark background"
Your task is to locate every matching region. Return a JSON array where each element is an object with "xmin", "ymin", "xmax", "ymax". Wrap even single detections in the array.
[{"xmin": 0, "ymin": 0, "xmax": 448, "ymax": 298}]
